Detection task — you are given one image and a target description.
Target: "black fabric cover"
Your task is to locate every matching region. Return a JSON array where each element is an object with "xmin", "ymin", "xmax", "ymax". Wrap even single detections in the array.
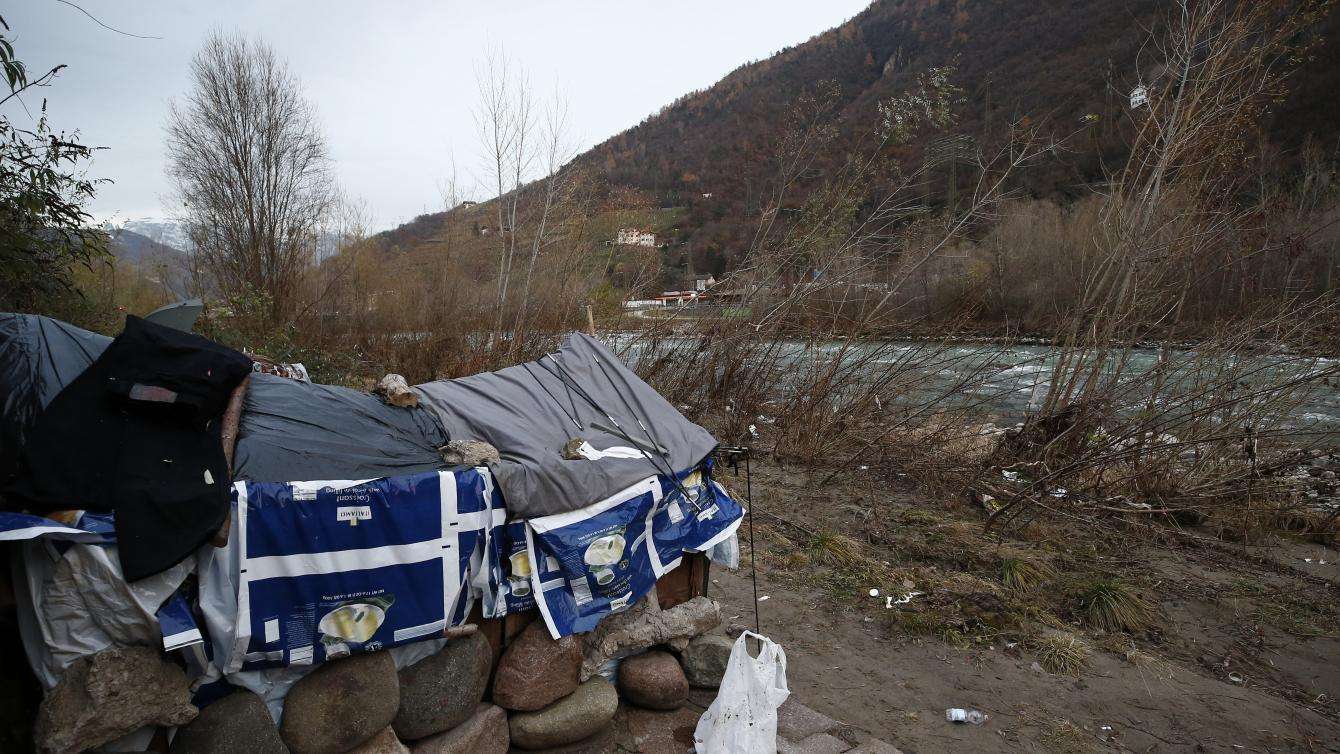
[
  {"xmin": 7, "ymin": 316, "xmax": 252, "ymax": 581},
  {"xmin": 415, "ymin": 333, "xmax": 719, "ymax": 518}
]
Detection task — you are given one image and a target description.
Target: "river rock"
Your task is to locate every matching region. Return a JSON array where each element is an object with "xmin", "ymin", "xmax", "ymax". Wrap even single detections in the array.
[
  {"xmin": 618, "ymin": 650, "xmax": 687, "ymax": 710},
  {"xmin": 347, "ymin": 726, "xmax": 409, "ymax": 754},
  {"xmin": 392, "ymin": 631, "xmax": 491, "ymax": 740},
  {"xmin": 508, "ymin": 676, "xmax": 619, "ymax": 750},
  {"xmin": 681, "ymin": 634, "xmax": 734, "ymax": 688},
  {"xmin": 170, "ymin": 690, "xmax": 286, "ymax": 754},
  {"xmin": 35, "ymin": 646, "xmax": 197, "ymax": 754},
  {"xmin": 492, "ymin": 619, "xmax": 582, "ymax": 711},
  {"xmin": 439, "ymin": 440, "xmax": 500, "ymax": 467},
  {"xmin": 375, "ymin": 374, "xmax": 418, "ymax": 408},
  {"xmin": 279, "ymin": 650, "xmax": 400, "ymax": 754},
  {"xmin": 409, "ymin": 704, "xmax": 507, "ymax": 754}
]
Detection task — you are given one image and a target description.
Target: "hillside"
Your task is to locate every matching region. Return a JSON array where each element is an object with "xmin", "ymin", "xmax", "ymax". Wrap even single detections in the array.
[
  {"xmin": 108, "ymin": 227, "xmax": 184, "ymax": 266},
  {"xmin": 379, "ymin": 0, "xmax": 1340, "ymax": 279}
]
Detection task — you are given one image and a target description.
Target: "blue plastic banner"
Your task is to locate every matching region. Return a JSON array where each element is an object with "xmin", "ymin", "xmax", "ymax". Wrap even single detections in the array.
[
  {"xmin": 525, "ymin": 476, "xmax": 663, "ymax": 638},
  {"xmin": 647, "ymin": 467, "xmax": 745, "ymax": 577},
  {"xmin": 227, "ymin": 468, "xmax": 500, "ymax": 670},
  {"xmin": 481, "ymin": 519, "xmax": 538, "ymax": 618}
]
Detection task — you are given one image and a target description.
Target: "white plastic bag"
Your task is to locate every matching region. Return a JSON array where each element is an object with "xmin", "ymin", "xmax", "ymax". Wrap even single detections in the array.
[{"xmin": 694, "ymin": 631, "xmax": 790, "ymax": 754}]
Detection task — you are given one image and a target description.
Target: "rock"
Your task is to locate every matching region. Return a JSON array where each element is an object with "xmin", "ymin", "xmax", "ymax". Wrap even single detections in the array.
[
  {"xmin": 408, "ymin": 704, "xmax": 507, "ymax": 754},
  {"xmin": 680, "ymin": 634, "xmax": 734, "ymax": 688},
  {"xmin": 776, "ymin": 699, "xmax": 837, "ymax": 742},
  {"xmin": 393, "ymin": 631, "xmax": 492, "ymax": 740},
  {"xmin": 279, "ymin": 650, "xmax": 400, "ymax": 754},
  {"xmin": 375, "ymin": 374, "xmax": 419, "ymax": 408},
  {"xmin": 613, "ymin": 706, "xmax": 700, "ymax": 754},
  {"xmin": 580, "ymin": 591, "xmax": 721, "ymax": 681},
  {"xmin": 513, "ymin": 725, "xmax": 619, "ymax": 754},
  {"xmin": 508, "ymin": 677, "xmax": 619, "ymax": 750},
  {"xmin": 35, "ymin": 646, "xmax": 197, "ymax": 754},
  {"xmin": 439, "ymin": 440, "xmax": 500, "ymax": 467},
  {"xmin": 347, "ymin": 726, "xmax": 409, "ymax": 754},
  {"xmin": 170, "ymin": 690, "xmax": 286, "ymax": 754},
  {"xmin": 617, "ymin": 651, "xmax": 688, "ymax": 710},
  {"xmin": 493, "ymin": 619, "xmax": 582, "ymax": 712},
  {"xmin": 779, "ymin": 732, "xmax": 849, "ymax": 754}
]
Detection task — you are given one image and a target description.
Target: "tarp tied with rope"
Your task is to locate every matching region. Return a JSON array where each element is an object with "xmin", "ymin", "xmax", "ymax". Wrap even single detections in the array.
[{"xmin": 415, "ymin": 334, "xmax": 719, "ymax": 518}]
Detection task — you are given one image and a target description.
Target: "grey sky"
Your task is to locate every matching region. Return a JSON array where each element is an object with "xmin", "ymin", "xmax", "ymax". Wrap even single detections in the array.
[{"xmin": 10, "ymin": 0, "xmax": 870, "ymax": 232}]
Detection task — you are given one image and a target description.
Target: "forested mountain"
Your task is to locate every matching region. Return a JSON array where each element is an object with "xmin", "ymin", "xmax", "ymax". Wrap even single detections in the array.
[{"xmin": 381, "ymin": 0, "xmax": 1340, "ymax": 276}]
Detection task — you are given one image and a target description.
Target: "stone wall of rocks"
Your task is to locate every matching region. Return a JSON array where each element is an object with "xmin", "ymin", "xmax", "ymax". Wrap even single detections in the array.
[{"xmin": 34, "ymin": 595, "xmax": 730, "ymax": 754}]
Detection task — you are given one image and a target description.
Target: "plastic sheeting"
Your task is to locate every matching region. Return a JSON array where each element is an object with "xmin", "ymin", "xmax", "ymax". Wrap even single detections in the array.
[
  {"xmin": 4, "ymin": 512, "xmax": 192, "ymax": 689},
  {"xmin": 198, "ymin": 469, "xmax": 500, "ymax": 674},
  {"xmin": 416, "ymin": 333, "xmax": 719, "ymax": 518},
  {"xmin": 0, "ymin": 314, "xmax": 110, "ymax": 481},
  {"xmin": 232, "ymin": 374, "xmax": 448, "ymax": 483},
  {"xmin": 0, "ymin": 313, "xmax": 451, "ymax": 486}
]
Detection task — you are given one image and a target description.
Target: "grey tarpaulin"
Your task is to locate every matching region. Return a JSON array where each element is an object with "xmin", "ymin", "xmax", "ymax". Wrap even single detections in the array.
[
  {"xmin": 232, "ymin": 375, "xmax": 448, "ymax": 482},
  {"xmin": 414, "ymin": 333, "xmax": 718, "ymax": 517},
  {"xmin": 0, "ymin": 313, "xmax": 450, "ymax": 485}
]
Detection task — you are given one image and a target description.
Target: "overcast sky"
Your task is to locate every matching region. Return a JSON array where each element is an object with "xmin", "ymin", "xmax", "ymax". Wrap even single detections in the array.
[{"xmin": 10, "ymin": 0, "xmax": 870, "ymax": 231}]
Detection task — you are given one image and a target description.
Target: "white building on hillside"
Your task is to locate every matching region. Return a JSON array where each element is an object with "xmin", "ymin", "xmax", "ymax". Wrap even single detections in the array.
[{"xmin": 616, "ymin": 228, "xmax": 657, "ymax": 247}]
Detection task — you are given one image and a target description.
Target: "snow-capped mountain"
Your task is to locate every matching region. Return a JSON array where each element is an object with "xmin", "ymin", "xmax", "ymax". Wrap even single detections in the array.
[
  {"xmin": 106, "ymin": 217, "xmax": 344, "ymax": 261},
  {"xmin": 117, "ymin": 218, "xmax": 191, "ymax": 252}
]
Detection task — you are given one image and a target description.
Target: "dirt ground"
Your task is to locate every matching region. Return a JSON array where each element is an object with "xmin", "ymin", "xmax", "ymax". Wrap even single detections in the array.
[{"xmin": 705, "ymin": 458, "xmax": 1340, "ymax": 753}]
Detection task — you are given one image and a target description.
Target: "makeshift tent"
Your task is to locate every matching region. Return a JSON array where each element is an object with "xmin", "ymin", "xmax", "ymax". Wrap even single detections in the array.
[{"xmin": 0, "ymin": 311, "xmax": 743, "ymax": 736}]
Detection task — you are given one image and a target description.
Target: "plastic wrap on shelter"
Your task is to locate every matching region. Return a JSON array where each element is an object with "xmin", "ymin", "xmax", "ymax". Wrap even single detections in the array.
[
  {"xmin": 415, "ymin": 333, "xmax": 719, "ymax": 517},
  {"xmin": 0, "ymin": 314, "xmax": 111, "ymax": 480},
  {"xmin": 0, "ymin": 313, "xmax": 451, "ymax": 486},
  {"xmin": 232, "ymin": 374, "xmax": 448, "ymax": 483}
]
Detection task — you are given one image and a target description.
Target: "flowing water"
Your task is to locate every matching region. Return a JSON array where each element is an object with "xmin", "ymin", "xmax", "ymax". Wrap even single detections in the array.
[{"xmin": 619, "ymin": 336, "xmax": 1340, "ymax": 434}]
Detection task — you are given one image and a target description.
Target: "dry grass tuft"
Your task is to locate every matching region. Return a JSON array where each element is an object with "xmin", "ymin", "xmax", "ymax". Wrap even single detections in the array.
[
  {"xmin": 1075, "ymin": 578, "xmax": 1155, "ymax": 633},
  {"xmin": 807, "ymin": 530, "xmax": 865, "ymax": 567},
  {"xmin": 1031, "ymin": 630, "xmax": 1092, "ymax": 676},
  {"xmin": 1000, "ymin": 555, "xmax": 1056, "ymax": 592}
]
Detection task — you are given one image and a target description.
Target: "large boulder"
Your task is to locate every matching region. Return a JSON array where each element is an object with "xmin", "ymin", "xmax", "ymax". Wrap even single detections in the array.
[
  {"xmin": 617, "ymin": 651, "xmax": 687, "ymax": 710},
  {"xmin": 581, "ymin": 593, "xmax": 720, "ymax": 681},
  {"xmin": 492, "ymin": 620, "xmax": 582, "ymax": 712},
  {"xmin": 346, "ymin": 726, "xmax": 409, "ymax": 754},
  {"xmin": 680, "ymin": 634, "xmax": 734, "ymax": 688},
  {"xmin": 279, "ymin": 650, "xmax": 400, "ymax": 754},
  {"xmin": 508, "ymin": 677, "xmax": 619, "ymax": 750},
  {"xmin": 35, "ymin": 646, "xmax": 197, "ymax": 754},
  {"xmin": 392, "ymin": 631, "xmax": 491, "ymax": 740},
  {"xmin": 170, "ymin": 690, "xmax": 286, "ymax": 754},
  {"xmin": 408, "ymin": 704, "xmax": 507, "ymax": 754}
]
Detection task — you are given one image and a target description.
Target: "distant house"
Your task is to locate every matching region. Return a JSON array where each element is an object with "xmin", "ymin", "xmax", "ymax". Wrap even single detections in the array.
[
  {"xmin": 690, "ymin": 273, "xmax": 716, "ymax": 292},
  {"xmin": 701, "ymin": 193, "xmax": 713, "ymax": 199},
  {"xmin": 616, "ymin": 228, "xmax": 657, "ymax": 247},
  {"xmin": 458, "ymin": 200, "xmax": 478, "ymax": 208}
]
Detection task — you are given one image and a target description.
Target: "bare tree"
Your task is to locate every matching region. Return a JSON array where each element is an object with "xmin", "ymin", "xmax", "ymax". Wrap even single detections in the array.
[
  {"xmin": 165, "ymin": 31, "xmax": 333, "ymax": 323},
  {"xmin": 512, "ymin": 92, "xmax": 576, "ymax": 342},
  {"xmin": 474, "ymin": 49, "xmax": 533, "ymax": 320}
]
